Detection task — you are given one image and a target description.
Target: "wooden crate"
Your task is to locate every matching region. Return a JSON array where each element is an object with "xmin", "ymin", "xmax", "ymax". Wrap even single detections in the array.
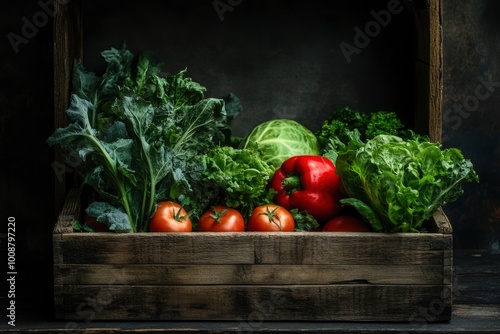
[
  {"xmin": 53, "ymin": 0, "xmax": 448, "ymax": 322},
  {"xmin": 54, "ymin": 188, "xmax": 452, "ymax": 321}
]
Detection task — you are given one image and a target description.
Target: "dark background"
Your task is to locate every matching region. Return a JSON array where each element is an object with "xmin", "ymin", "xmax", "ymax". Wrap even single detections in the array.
[{"xmin": 0, "ymin": 0, "xmax": 498, "ymax": 322}]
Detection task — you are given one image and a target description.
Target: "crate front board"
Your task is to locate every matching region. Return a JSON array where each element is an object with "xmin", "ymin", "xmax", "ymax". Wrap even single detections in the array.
[{"xmin": 53, "ymin": 188, "xmax": 452, "ymax": 321}]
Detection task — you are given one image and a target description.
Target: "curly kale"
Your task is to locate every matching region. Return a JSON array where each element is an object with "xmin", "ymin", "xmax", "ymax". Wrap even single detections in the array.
[
  {"xmin": 316, "ymin": 107, "xmax": 417, "ymax": 155},
  {"xmin": 365, "ymin": 111, "xmax": 404, "ymax": 139}
]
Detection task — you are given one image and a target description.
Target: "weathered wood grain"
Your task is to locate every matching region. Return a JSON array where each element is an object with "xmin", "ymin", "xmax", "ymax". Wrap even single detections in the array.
[
  {"xmin": 53, "ymin": 0, "xmax": 83, "ymax": 213},
  {"xmin": 56, "ymin": 232, "xmax": 451, "ymax": 265},
  {"xmin": 59, "ymin": 284, "xmax": 451, "ymax": 321},
  {"xmin": 55, "ymin": 263, "xmax": 446, "ymax": 286},
  {"xmin": 413, "ymin": 0, "xmax": 443, "ymax": 142}
]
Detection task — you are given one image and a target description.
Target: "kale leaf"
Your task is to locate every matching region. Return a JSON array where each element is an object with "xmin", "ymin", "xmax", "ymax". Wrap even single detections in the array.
[{"xmin": 48, "ymin": 45, "xmax": 236, "ymax": 232}]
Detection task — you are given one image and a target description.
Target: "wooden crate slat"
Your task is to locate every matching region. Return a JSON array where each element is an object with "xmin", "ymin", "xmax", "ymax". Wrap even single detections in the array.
[
  {"xmin": 58, "ymin": 232, "xmax": 451, "ymax": 265},
  {"xmin": 59, "ymin": 284, "xmax": 451, "ymax": 322},
  {"xmin": 55, "ymin": 263, "xmax": 446, "ymax": 286},
  {"xmin": 53, "ymin": 0, "xmax": 83, "ymax": 212}
]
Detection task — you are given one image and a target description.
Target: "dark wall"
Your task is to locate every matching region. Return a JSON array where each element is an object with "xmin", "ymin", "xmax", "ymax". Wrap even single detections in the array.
[
  {"xmin": 1, "ymin": 0, "xmax": 55, "ymax": 320},
  {"xmin": 0, "ymin": 0, "xmax": 498, "ymax": 321},
  {"xmin": 442, "ymin": 0, "xmax": 500, "ymax": 249}
]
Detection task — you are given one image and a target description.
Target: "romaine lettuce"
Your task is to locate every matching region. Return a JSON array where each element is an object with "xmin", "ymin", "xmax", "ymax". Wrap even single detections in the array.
[{"xmin": 336, "ymin": 135, "xmax": 479, "ymax": 232}]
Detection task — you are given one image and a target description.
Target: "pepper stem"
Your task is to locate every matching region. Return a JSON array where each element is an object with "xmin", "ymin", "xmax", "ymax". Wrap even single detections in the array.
[{"xmin": 281, "ymin": 175, "xmax": 301, "ymax": 192}]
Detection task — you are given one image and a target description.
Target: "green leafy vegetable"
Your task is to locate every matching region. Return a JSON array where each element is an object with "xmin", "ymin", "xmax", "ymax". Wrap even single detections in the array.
[
  {"xmin": 240, "ymin": 119, "xmax": 320, "ymax": 168},
  {"xmin": 316, "ymin": 106, "xmax": 417, "ymax": 154},
  {"xmin": 47, "ymin": 45, "xmax": 235, "ymax": 232},
  {"xmin": 335, "ymin": 135, "xmax": 479, "ymax": 232},
  {"xmin": 201, "ymin": 146, "xmax": 276, "ymax": 218},
  {"xmin": 289, "ymin": 209, "xmax": 320, "ymax": 232}
]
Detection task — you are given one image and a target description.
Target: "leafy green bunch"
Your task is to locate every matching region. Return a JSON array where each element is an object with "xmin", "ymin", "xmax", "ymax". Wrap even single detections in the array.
[
  {"xmin": 201, "ymin": 146, "xmax": 277, "ymax": 218},
  {"xmin": 47, "ymin": 46, "xmax": 232, "ymax": 232},
  {"xmin": 335, "ymin": 135, "xmax": 479, "ymax": 233},
  {"xmin": 316, "ymin": 106, "xmax": 415, "ymax": 153}
]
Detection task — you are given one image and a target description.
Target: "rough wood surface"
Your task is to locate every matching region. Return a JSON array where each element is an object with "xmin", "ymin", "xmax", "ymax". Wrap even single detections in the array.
[
  {"xmin": 413, "ymin": 0, "xmax": 443, "ymax": 142},
  {"xmin": 56, "ymin": 231, "xmax": 452, "ymax": 265},
  {"xmin": 53, "ymin": 187, "xmax": 81, "ymax": 235},
  {"xmin": 53, "ymin": 0, "xmax": 83, "ymax": 214},
  {"xmin": 59, "ymin": 284, "xmax": 451, "ymax": 322},
  {"xmin": 13, "ymin": 251, "xmax": 500, "ymax": 332},
  {"xmin": 56, "ymin": 263, "xmax": 446, "ymax": 286}
]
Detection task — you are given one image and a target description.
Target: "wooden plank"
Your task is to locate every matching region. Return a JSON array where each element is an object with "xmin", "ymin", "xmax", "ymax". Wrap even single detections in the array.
[
  {"xmin": 430, "ymin": 207, "xmax": 453, "ymax": 234},
  {"xmin": 428, "ymin": 0, "xmax": 443, "ymax": 143},
  {"xmin": 53, "ymin": 285, "xmax": 64, "ymax": 320},
  {"xmin": 57, "ymin": 232, "xmax": 451, "ymax": 265},
  {"xmin": 59, "ymin": 284, "xmax": 451, "ymax": 322},
  {"xmin": 55, "ymin": 263, "xmax": 446, "ymax": 286},
  {"xmin": 413, "ymin": 0, "xmax": 443, "ymax": 142},
  {"xmin": 53, "ymin": 0, "xmax": 83, "ymax": 214},
  {"xmin": 53, "ymin": 187, "xmax": 81, "ymax": 235}
]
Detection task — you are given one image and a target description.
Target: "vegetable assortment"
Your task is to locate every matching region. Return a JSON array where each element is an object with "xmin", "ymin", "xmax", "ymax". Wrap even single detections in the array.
[{"xmin": 48, "ymin": 46, "xmax": 479, "ymax": 234}]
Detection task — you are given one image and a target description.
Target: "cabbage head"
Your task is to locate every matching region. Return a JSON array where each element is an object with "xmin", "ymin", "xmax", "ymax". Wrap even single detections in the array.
[{"xmin": 240, "ymin": 119, "xmax": 320, "ymax": 168}]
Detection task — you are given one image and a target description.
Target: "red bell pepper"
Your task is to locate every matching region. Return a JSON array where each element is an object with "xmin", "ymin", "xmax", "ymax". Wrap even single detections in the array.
[{"xmin": 269, "ymin": 155, "xmax": 343, "ymax": 222}]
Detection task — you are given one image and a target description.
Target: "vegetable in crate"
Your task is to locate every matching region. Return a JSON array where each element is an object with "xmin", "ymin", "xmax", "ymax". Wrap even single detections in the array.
[
  {"xmin": 198, "ymin": 205, "xmax": 245, "ymax": 232},
  {"xmin": 247, "ymin": 205, "xmax": 295, "ymax": 232},
  {"xmin": 316, "ymin": 106, "xmax": 418, "ymax": 154},
  {"xmin": 47, "ymin": 45, "xmax": 236, "ymax": 232},
  {"xmin": 240, "ymin": 119, "xmax": 320, "ymax": 168},
  {"xmin": 335, "ymin": 134, "xmax": 479, "ymax": 233},
  {"xmin": 201, "ymin": 145, "xmax": 276, "ymax": 218},
  {"xmin": 149, "ymin": 201, "xmax": 192, "ymax": 232},
  {"xmin": 269, "ymin": 155, "xmax": 344, "ymax": 222}
]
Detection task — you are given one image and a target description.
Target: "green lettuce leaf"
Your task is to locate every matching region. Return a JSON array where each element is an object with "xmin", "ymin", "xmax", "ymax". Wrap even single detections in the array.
[{"xmin": 336, "ymin": 135, "xmax": 479, "ymax": 232}]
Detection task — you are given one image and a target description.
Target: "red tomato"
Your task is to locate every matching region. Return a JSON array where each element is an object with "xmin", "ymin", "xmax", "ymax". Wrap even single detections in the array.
[
  {"xmin": 149, "ymin": 201, "xmax": 192, "ymax": 232},
  {"xmin": 322, "ymin": 215, "xmax": 371, "ymax": 232},
  {"xmin": 247, "ymin": 205, "xmax": 295, "ymax": 232},
  {"xmin": 198, "ymin": 205, "xmax": 245, "ymax": 232}
]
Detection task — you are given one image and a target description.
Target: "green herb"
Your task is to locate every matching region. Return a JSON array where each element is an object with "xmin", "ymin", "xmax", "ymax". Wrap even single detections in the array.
[
  {"xmin": 73, "ymin": 220, "xmax": 95, "ymax": 233},
  {"xmin": 47, "ymin": 45, "xmax": 234, "ymax": 232},
  {"xmin": 289, "ymin": 209, "xmax": 320, "ymax": 232},
  {"xmin": 316, "ymin": 106, "xmax": 418, "ymax": 154},
  {"xmin": 335, "ymin": 134, "xmax": 479, "ymax": 232},
  {"xmin": 201, "ymin": 146, "xmax": 276, "ymax": 218}
]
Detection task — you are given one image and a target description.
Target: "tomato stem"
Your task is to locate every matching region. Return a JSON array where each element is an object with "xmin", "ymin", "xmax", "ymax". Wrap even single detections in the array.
[
  {"xmin": 210, "ymin": 206, "xmax": 228, "ymax": 223},
  {"xmin": 172, "ymin": 206, "xmax": 190, "ymax": 222},
  {"xmin": 258, "ymin": 206, "xmax": 283, "ymax": 230}
]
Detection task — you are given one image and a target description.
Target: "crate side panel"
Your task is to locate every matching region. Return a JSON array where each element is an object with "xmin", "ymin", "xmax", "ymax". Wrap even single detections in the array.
[
  {"xmin": 60, "ymin": 284, "xmax": 451, "ymax": 322},
  {"xmin": 59, "ymin": 233, "xmax": 450, "ymax": 265},
  {"xmin": 58, "ymin": 263, "xmax": 446, "ymax": 286}
]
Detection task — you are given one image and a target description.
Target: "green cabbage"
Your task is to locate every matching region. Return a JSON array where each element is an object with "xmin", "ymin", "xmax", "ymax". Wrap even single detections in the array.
[
  {"xmin": 240, "ymin": 119, "xmax": 320, "ymax": 168},
  {"xmin": 336, "ymin": 135, "xmax": 479, "ymax": 233}
]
